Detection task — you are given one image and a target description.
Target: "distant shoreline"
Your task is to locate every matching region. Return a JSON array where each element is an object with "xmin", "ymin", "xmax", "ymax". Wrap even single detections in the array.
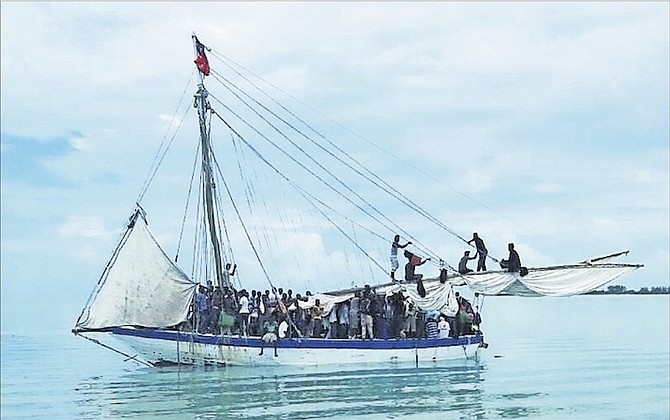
[{"xmin": 585, "ymin": 285, "xmax": 669, "ymax": 295}]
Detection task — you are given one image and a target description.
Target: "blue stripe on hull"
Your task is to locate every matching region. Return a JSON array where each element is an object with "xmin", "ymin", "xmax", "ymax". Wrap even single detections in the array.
[{"xmin": 110, "ymin": 327, "xmax": 483, "ymax": 349}]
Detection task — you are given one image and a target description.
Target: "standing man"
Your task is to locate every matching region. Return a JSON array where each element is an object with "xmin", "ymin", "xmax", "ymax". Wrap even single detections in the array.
[
  {"xmin": 360, "ymin": 288, "xmax": 374, "ymax": 340},
  {"xmin": 467, "ymin": 232, "xmax": 488, "ymax": 272},
  {"xmin": 195, "ymin": 286, "xmax": 209, "ymax": 334},
  {"xmin": 222, "ymin": 262, "xmax": 237, "ymax": 287},
  {"xmin": 390, "ymin": 234, "xmax": 412, "ymax": 280}
]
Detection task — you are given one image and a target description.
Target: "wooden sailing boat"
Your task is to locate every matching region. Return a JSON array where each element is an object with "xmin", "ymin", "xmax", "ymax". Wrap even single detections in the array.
[{"xmin": 72, "ymin": 35, "xmax": 643, "ymax": 367}]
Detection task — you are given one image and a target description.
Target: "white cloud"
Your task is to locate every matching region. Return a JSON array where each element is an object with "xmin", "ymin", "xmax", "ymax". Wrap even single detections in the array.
[
  {"xmin": 531, "ymin": 183, "xmax": 566, "ymax": 194},
  {"xmin": 68, "ymin": 135, "xmax": 89, "ymax": 151},
  {"xmin": 57, "ymin": 216, "xmax": 114, "ymax": 239}
]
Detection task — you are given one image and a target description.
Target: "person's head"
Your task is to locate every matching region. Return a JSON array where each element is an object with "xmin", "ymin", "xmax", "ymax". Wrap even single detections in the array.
[
  {"xmin": 508, "ymin": 243, "xmax": 515, "ymax": 251},
  {"xmin": 455, "ymin": 292, "xmax": 460, "ymax": 298},
  {"xmin": 315, "ymin": 299, "xmax": 320, "ymax": 306},
  {"xmin": 394, "ymin": 234, "xmax": 400, "ymax": 242},
  {"xmin": 475, "ymin": 292, "xmax": 480, "ymax": 297},
  {"xmin": 225, "ymin": 262, "xmax": 231, "ymax": 269},
  {"xmin": 403, "ymin": 250, "xmax": 412, "ymax": 259},
  {"xmin": 464, "ymin": 250, "xmax": 470, "ymax": 256},
  {"xmin": 473, "ymin": 232, "xmax": 479, "ymax": 238},
  {"xmin": 288, "ymin": 289, "xmax": 293, "ymax": 296}
]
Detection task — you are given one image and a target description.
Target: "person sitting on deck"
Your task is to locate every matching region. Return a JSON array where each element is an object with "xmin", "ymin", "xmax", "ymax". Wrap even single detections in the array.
[
  {"xmin": 499, "ymin": 242, "xmax": 521, "ymax": 272},
  {"xmin": 458, "ymin": 250, "xmax": 477, "ymax": 275},
  {"xmin": 259, "ymin": 313, "xmax": 279, "ymax": 357}
]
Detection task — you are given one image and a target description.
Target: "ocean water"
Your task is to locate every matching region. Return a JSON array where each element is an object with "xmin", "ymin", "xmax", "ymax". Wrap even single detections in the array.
[{"xmin": 2, "ymin": 295, "xmax": 668, "ymax": 419}]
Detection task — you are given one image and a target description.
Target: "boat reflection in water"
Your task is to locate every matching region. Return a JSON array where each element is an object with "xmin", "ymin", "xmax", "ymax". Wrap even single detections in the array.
[{"xmin": 75, "ymin": 361, "xmax": 487, "ymax": 418}]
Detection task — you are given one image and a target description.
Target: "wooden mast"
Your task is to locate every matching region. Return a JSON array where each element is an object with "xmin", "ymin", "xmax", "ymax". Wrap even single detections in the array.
[{"xmin": 192, "ymin": 34, "xmax": 226, "ymax": 288}]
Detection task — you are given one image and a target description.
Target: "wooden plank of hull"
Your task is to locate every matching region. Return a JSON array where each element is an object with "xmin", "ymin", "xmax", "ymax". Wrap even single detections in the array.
[{"xmin": 110, "ymin": 327, "xmax": 483, "ymax": 367}]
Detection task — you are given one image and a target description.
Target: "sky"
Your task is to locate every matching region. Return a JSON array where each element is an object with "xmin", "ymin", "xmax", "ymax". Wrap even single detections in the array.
[{"xmin": 1, "ymin": 2, "xmax": 668, "ymax": 334}]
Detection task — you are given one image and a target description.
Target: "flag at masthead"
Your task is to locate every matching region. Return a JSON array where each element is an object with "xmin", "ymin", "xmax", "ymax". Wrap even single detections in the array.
[{"xmin": 194, "ymin": 36, "xmax": 210, "ymax": 76}]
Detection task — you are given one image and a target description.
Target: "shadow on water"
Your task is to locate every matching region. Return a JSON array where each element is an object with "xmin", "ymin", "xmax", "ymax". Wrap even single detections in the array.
[{"xmin": 75, "ymin": 361, "xmax": 488, "ymax": 419}]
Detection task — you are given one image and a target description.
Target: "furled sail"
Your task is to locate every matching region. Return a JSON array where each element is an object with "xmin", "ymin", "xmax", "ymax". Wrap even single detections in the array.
[
  {"xmin": 75, "ymin": 212, "xmax": 198, "ymax": 330},
  {"xmin": 377, "ymin": 282, "xmax": 460, "ymax": 315},
  {"xmin": 461, "ymin": 263, "xmax": 642, "ymax": 297}
]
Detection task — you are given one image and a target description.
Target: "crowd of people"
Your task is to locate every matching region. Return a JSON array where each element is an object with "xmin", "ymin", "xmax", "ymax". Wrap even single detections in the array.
[{"xmin": 186, "ymin": 283, "xmax": 483, "ymax": 345}]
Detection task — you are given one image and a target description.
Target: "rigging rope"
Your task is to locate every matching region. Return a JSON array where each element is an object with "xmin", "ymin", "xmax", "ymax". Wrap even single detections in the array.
[
  {"xmin": 211, "ymin": 68, "xmax": 470, "ymax": 248},
  {"xmin": 207, "ymin": 92, "xmax": 442, "ymax": 266},
  {"xmin": 175, "ymin": 140, "xmax": 201, "ymax": 262},
  {"xmin": 210, "ymin": 148, "xmax": 276, "ymax": 290},
  {"xmin": 208, "ymin": 52, "xmax": 539, "ymax": 260},
  {"xmin": 137, "ymin": 68, "xmax": 196, "ymax": 204},
  {"xmin": 211, "ymin": 111, "xmax": 388, "ymax": 277}
]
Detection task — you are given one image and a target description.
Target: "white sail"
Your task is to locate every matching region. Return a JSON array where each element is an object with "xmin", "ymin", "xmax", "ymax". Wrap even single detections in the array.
[
  {"xmin": 376, "ymin": 282, "xmax": 460, "ymax": 316},
  {"xmin": 461, "ymin": 264, "xmax": 640, "ymax": 297},
  {"xmin": 76, "ymin": 215, "xmax": 198, "ymax": 330}
]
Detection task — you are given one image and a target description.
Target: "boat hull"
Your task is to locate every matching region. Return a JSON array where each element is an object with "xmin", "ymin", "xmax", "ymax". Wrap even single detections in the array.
[{"xmin": 109, "ymin": 327, "xmax": 483, "ymax": 367}]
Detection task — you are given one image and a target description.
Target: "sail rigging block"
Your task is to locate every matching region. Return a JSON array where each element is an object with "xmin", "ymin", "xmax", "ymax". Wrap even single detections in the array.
[{"xmin": 76, "ymin": 215, "xmax": 197, "ymax": 330}]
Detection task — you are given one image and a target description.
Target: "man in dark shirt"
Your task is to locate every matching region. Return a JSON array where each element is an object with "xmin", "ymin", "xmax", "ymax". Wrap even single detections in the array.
[
  {"xmin": 458, "ymin": 250, "xmax": 477, "ymax": 274},
  {"xmin": 467, "ymin": 232, "xmax": 488, "ymax": 272},
  {"xmin": 404, "ymin": 250, "xmax": 429, "ymax": 282},
  {"xmin": 506, "ymin": 243, "xmax": 521, "ymax": 272}
]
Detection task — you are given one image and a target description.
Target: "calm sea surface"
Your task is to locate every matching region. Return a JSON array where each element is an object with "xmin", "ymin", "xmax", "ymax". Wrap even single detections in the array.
[{"xmin": 2, "ymin": 295, "xmax": 668, "ymax": 419}]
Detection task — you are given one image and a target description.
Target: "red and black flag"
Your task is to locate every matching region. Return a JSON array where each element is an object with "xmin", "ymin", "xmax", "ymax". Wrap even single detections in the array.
[{"xmin": 194, "ymin": 37, "xmax": 210, "ymax": 76}]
